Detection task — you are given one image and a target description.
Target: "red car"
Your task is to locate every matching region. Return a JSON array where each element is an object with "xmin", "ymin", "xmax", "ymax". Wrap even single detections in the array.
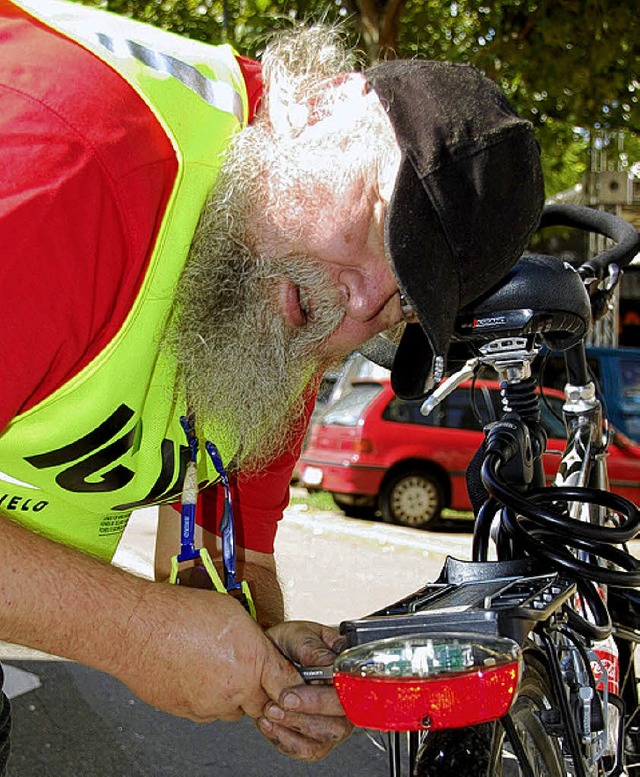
[{"xmin": 298, "ymin": 378, "xmax": 640, "ymax": 529}]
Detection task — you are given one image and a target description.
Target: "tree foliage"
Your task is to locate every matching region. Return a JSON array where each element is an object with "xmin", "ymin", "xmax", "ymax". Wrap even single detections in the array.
[{"xmin": 82, "ymin": 0, "xmax": 638, "ymax": 195}]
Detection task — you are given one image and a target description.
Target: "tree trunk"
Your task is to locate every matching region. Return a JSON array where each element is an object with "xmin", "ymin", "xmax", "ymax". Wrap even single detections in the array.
[{"xmin": 351, "ymin": 0, "xmax": 408, "ymax": 62}]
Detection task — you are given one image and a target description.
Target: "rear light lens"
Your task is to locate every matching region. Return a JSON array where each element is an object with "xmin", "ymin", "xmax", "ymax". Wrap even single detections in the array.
[
  {"xmin": 334, "ymin": 633, "xmax": 522, "ymax": 731},
  {"xmin": 340, "ymin": 438, "xmax": 374, "ymax": 453}
]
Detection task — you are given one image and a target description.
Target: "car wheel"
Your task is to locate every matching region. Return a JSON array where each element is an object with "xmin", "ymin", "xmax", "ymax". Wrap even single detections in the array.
[
  {"xmin": 331, "ymin": 494, "xmax": 377, "ymax": 520},
  {"xmin": 380, "ymin": 468, "xmax": 444, "ymax": 529}
]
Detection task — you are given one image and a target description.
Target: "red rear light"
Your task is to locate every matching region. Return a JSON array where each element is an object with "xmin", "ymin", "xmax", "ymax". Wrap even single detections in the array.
[
  {"xmin": 333, "ymin": 633, "xmax": 521, "ymax": 731},
  {"xmin": 340, "ymin": 438, "xmax": 374, "ymax": 453}
]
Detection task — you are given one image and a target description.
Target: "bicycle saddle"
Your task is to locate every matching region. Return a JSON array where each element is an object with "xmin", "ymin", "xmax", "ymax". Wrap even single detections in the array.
[{"xmin": 453, "ymin": 253, "xmax": 591, "ymax": 351}]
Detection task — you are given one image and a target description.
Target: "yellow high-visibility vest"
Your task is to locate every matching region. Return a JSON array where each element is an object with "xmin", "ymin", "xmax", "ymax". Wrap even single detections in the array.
[{"xmin": 0, "ymin": 0, "xmax": 248, "ymax": 559}]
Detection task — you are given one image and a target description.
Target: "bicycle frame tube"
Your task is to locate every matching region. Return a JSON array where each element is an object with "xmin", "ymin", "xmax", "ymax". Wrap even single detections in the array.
[
  {"xmin": 556, "ymin": 382, "xmax": 609, "ymax": 516},
  {"xmin": 540, "ymin": 629, "xmax": 592, "ymax": 777},
  {"xmin": 556, "ymin": 355, "xmax": 618, "ymax": 597},
  {"xmin": 386, "ymin": 731, "xmax": 421, "ymax": 777}
]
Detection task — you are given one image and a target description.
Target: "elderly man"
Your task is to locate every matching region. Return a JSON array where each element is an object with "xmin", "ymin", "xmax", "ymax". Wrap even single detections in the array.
[{"xmin": 0, "ymin": 0, "xmax": 543, "ymax": 769}]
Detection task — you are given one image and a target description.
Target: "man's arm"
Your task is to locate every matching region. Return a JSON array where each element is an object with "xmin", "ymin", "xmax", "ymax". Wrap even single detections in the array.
[{"xmin": 0, "ymin": 512, "xmax": 300, "ymax": 722}]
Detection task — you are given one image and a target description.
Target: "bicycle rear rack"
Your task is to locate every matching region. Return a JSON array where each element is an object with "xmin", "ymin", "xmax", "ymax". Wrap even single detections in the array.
[{"xmin": 341, "ymin": 556, "xmax": 575, "ymax": 647}]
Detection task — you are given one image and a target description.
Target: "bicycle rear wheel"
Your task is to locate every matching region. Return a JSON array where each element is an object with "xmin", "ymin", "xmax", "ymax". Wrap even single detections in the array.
[{"xmin": 414, "ymin": 650, "xmax": 566, "ymax": 776}]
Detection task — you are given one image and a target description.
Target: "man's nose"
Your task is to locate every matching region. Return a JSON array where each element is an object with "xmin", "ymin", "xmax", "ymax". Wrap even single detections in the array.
[{"xmin": 338, "ymin": 268, "xmax": 397, "ymax": 322}]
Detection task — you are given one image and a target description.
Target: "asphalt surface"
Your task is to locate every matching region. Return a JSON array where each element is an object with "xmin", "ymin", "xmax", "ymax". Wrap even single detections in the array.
[{"xmin": 4, "ymin": 659, "xmax": 391, "ymax": 776}]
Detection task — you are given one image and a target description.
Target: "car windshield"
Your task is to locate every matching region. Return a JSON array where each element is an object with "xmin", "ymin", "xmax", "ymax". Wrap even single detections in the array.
[{"xmin": 320, "ymin": 383, "xmax": 383, "ymax": 426}]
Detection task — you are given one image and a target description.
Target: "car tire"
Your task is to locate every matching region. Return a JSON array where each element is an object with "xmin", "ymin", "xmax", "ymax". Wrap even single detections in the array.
[
  {"xmin": 331, "ymin": 494, "xmax": 377, "ymax": 520},
  {"xmin": 380, "ymin": 468, "xmax": 444, "ymax": 529}
]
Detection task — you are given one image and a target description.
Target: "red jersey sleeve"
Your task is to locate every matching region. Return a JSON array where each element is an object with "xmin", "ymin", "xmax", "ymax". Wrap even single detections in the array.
[{"xmin": 236, "ymin": 55, "xmax": 263, "ymax": 122}]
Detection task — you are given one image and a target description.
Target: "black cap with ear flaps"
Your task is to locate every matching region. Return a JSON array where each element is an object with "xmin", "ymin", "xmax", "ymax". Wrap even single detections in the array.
[{"xmin": 364, "ymin": 60, "xmax": 545, "ymax": 400}]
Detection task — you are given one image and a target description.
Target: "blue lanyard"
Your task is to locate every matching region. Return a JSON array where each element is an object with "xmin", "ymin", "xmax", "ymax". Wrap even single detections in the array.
[
  {"xmin": 204, "ymin": 439, "xmax": 241, "ymax": 592},
  {"xmin": 176, "ymin": 414, "xmax": 199, "ymax": 564},
  {"xmin": 170, "ymin": 415, "xmax": 255, "ymax": 618}
]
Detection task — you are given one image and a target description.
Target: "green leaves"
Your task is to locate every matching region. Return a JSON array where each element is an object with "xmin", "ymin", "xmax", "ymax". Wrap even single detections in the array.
[{"xmin": 81, "ymin": 0, "xmax": 638, "ymax": 195}]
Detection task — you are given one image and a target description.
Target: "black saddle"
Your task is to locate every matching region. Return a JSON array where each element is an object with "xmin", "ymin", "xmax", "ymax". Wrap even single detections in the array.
[{"xmin": 453, "ymin": 252, "xmax": 591, "ymax": 351}]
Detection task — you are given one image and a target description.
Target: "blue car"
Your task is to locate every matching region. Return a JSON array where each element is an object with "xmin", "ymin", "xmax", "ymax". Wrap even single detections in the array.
[{"xmin": 541, "ymin": 346, "xmax": 640, "ymax": 443}]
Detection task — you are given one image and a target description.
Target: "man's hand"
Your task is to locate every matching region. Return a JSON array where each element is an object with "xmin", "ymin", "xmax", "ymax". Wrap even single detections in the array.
[
  {"xmin": 0, "ymin": 515, "xmax": 350, "ymax": 761},
  {"xmin": 114, "ymin": 583, "xmax": 304, "ymax": 723},
  {"xmin": 257, "ymin": 621, "xmax": 353, "ymax": 760}
]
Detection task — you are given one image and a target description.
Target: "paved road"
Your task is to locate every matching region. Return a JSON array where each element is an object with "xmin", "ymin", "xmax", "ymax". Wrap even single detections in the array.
[
  {"xmin": 1, "ymin": 503, "xmax": 473, "ymax": 776},
  {"xmin": 5, "ymin": 660, "xmax": 393, "ymax": 776}
]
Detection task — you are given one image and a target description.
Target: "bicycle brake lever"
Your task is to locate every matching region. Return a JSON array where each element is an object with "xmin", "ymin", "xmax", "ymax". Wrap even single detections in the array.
[{"xmin": 420, "ymin": 358, "xmax": 479, "ymax": 417}]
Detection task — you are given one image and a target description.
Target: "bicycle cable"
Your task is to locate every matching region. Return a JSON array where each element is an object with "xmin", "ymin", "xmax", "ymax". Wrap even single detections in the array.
[{"xmin": 479, "ymin": 452, "xmax": 640, "ymax": 586}]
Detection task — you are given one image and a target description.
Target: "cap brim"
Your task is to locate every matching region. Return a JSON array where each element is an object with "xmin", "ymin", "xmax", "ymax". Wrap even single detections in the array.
[{"xmin": 387, "ymin": 155, "xmax": 460, "ymax": 400}]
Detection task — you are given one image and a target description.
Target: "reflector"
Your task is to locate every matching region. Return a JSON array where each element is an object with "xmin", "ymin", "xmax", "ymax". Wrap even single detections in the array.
[{"xmin": 333, "ymin": 632, "xmax": 522, "ymax": 731}]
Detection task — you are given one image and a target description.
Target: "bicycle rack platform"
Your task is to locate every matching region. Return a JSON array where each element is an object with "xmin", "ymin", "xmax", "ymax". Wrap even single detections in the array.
[{"xmin": 341, "ymin": 556, "xmax": 576, "ymax": 647}]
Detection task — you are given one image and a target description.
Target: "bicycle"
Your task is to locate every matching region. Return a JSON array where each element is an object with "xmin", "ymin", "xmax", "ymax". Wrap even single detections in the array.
[{"xmin": 316, "ymin": 203, "xmax": 640, "ymax": 776}]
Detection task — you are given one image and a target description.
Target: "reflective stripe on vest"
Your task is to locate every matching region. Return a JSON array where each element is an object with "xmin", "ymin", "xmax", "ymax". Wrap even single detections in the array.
[
  {"xmin": 95, "ymin": 32, "xmax": 244, "ymax": 122},
  {"xmin": 0, "ymin": 0, "xmax": 248, "ymax": 560}
]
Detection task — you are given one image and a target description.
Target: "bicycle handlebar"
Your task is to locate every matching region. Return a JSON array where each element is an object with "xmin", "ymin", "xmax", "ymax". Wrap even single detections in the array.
[{"xmin": 539, "ymin": 203, "xmax": 640, "ymax": 278}]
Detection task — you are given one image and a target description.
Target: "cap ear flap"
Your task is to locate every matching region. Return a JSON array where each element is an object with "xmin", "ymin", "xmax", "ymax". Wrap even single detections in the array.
[{"xmin": 391, "ymin": 323, "xmax": 446, "ymax": 400}]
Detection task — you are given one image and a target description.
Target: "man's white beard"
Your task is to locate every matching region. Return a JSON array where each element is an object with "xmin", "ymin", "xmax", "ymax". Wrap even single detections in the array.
[
  {"xmin": 165, "ymin": 24, "xmax": 398, "ymax": 473},
  {"xmin": 164, "ymin": 170, "xmax": 345, "ymax": 473}
]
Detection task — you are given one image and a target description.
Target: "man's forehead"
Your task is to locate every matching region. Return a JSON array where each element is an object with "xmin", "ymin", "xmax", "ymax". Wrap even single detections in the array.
[{"xmin": 328, "ymin": 73, "xmax": 401, "ymax": 204}]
